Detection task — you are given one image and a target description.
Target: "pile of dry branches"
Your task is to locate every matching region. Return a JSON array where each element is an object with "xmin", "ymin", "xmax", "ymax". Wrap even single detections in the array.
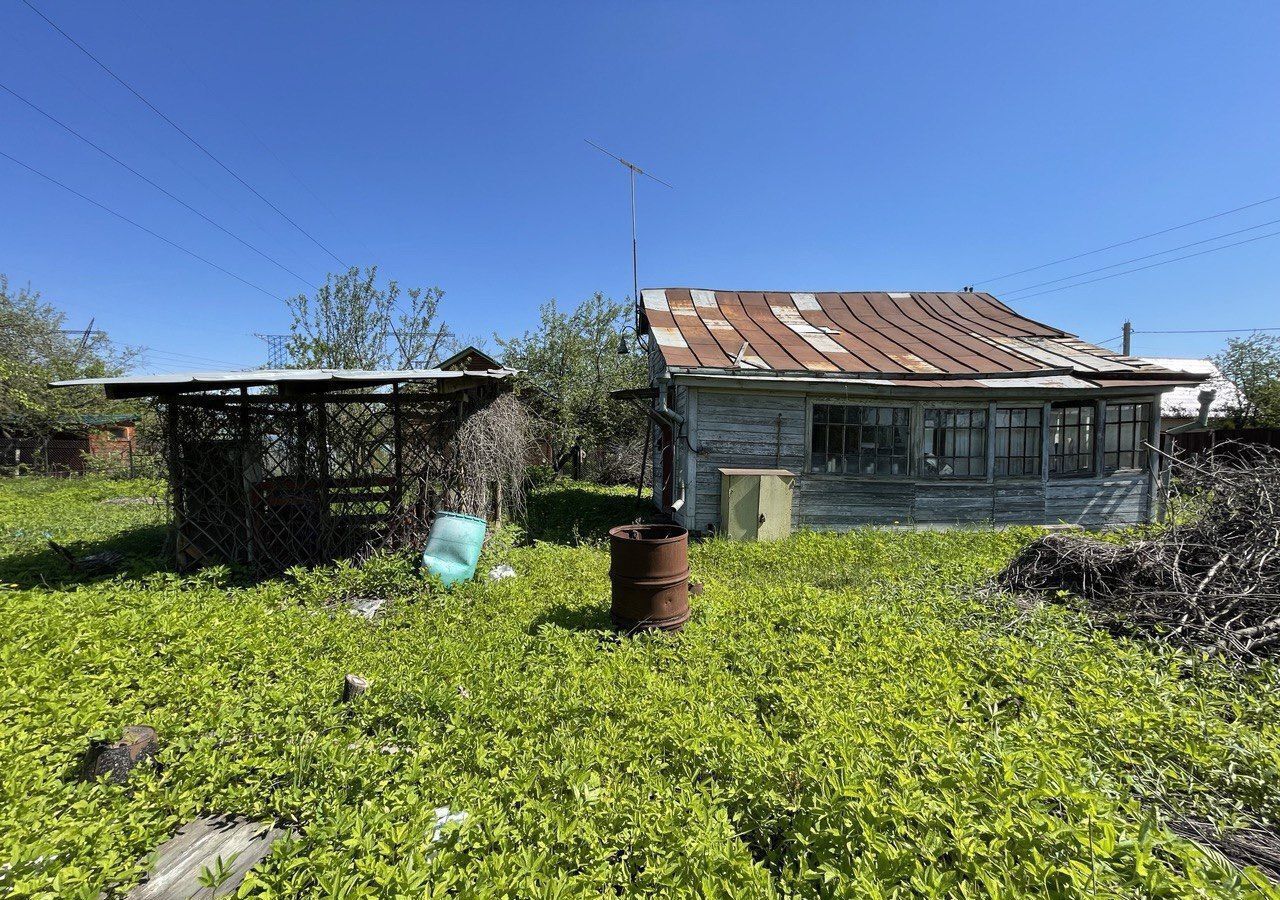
[
  {"xmin": 997, "ymin": 444, "xmax": 1280, "ymax": 663},
  {"xmin": 443, "ymin": 392, "xmax": 537, "ymax": 521}
]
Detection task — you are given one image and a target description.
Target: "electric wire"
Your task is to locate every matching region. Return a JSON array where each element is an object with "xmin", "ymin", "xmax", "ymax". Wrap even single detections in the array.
[
  {"xmin": 1013, "ymin": 226, "xmax": 1280, "ymax": 302},
  {"xmin": 1002, "ymin": 215, "xmax": 1280, "ymax": 298},
  {"xmin": 19, "ymin": 0, "xmax": 349, "ymax": 268},
  {"xmin": 1137, "ymin": 327, "xmax": 1280, "ymax": 335},
  {"xmin": 0, "ymin": 147, "xmax": 285, "ymax": 300},
  {"xmin": 0, "ymin": 81, "xmax": 315, "ymax": 289},
  {"xmin": 974, "ymin": 191, "xmax": 1280, "ymax": 284}
]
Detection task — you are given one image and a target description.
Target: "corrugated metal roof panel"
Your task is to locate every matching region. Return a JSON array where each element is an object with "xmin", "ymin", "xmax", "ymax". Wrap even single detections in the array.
[{"xmin": 641, "ymin": 288, "xmax": 1202, "ymax": 389}]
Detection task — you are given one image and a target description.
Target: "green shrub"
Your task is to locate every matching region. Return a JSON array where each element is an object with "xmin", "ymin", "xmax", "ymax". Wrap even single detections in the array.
[{"xmin": 2, "ymin": 477, "xmax": 1280, "ymax": 897}]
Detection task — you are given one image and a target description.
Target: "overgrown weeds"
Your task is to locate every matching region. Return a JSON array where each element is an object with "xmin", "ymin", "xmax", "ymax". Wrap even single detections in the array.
[{"xmin": 4, "ymin": 477, "xmax": 1280, "ymax": 896}]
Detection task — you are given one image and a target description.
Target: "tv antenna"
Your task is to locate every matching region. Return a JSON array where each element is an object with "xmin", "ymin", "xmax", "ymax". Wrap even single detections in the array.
[{"xmin": 585, "ymin": 140, "xmax": 673, "ymax": 330}]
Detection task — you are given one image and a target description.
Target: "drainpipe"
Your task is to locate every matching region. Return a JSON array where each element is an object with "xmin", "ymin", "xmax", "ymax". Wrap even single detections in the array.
[
  {"xmin": 654, "ymin": 374, "xmax": 684, "ymax": 427},
  {"xmin": 654, "ymin": 374, "xmax": 686, "ymax": 511},
  {"xmin": 1166, "ymin": 389, "xmax": 1216, "ymax": 435}
]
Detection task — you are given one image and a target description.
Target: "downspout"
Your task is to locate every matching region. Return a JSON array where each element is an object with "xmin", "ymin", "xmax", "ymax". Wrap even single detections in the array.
[{"xmin": 655, "ymin": 373, "xmax": 687, "ymax": 511}]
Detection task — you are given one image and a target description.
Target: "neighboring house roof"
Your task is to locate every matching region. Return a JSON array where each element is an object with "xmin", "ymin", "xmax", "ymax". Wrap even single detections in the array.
[
  {"xmin": 438, "ymin": 345, "xmax": 502, "ymax": 371},
  {"xmin": 1137, "ymin": 357, "xmax": 1244, "ymax": 418},
  {"xmin": 640, "ymin": 288, "xmax": 1202, "ymax": 390},
  {"xmin": 52, "ymin": 367, "xmax": 516, "ymax": 399}
]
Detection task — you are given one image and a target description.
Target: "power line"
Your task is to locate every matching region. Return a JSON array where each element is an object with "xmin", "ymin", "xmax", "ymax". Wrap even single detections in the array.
[
  {"xmin": 19, "ymin": 0, "xmax": 348, "ymax": 269},
  {"xmin": 1002, "ymin": 215, "xmax": 1280, "ymax": 298},
  {"xmin": 1136, "ymin": 327, "xmax": 1280, "ymax": 335},
  {"xmin": 119, "ymin": 2, "xmax": 377, "ymax": 263},
  {"xmin": 1013, "ymin": 226, "xmax": 1280, "ymax": 302},
  {"xmin": 0, "ymin": 147, "xmax": 284, "ymax": 300},
  {"xmin": 0, "ymin": 81, "xmax": 315, "ymax": 289},
  {"xmin": 140, "ymin": 345, "xmax": 250, "ymax": 369},
  {"xmin": 974, "ymin": 191, "xmax": 1280, "ymax": 285}
]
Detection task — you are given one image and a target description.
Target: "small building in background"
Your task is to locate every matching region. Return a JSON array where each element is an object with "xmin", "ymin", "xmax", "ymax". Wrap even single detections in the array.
[
  {"xmin": 1137, "ymin": 356, "xmax": 1243, "ymax": 429},
  {"xmin": 638, "ymin": 289, "xmax": 1203, "ymax": 533},
  {"xmin": 0, "ymin": 413, "xmax": 137, "ymax": 475}
]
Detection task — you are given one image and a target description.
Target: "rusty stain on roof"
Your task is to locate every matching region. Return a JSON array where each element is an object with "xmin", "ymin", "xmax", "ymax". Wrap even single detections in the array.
[{"xmin": 640, "ymin": 289, "xmax": 1201, "ymax": 389}]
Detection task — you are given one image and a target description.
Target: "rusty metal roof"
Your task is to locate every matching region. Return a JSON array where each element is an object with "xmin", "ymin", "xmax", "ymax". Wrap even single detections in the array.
[{"xmin": 640, "ymin": 289, "xmax": 1201, "ymax": 389}]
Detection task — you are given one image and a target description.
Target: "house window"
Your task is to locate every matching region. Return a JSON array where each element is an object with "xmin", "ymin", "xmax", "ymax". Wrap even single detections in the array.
[
  {"xmin": 922, "ymin": 408, "xmax": 987, "ymax": 477},
  {"xmin": 993, "ymin": 407, "xmax": 1043, "ymax": 477},
  {"xmin": 1104, "ymin": 402, "xmax": 1151, "ymax": 471},
  {"xmin": 811, "ymin": 403, "xmax": 911, "ymax": 475},
  {"xmin": 1049, "ymin": 403, "xmax": 1095, "ymax": 476}
]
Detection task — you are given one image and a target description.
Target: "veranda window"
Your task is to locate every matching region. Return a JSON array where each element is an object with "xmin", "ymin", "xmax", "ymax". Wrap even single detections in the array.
[
  {"xmin": 1104, "ymin": 402, "xmax": 1152, "ymax": 471},
  {"xmin": 1049, "ymin": 403, "xmax": 1095, "ymax": 476},
  {"xmin": 921, "ymin": 408, "xmax": 987, "ymax": 477},
  {"xmin": 811, "ymin": 404, "xmax": 911, "ymax": 475},
  {"xmin": 993, "ymin": 407, "xmax": 1043, "ymax": 477}
]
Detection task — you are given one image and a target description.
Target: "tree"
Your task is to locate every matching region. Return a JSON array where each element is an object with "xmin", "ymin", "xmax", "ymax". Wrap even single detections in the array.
[
  {"xmin": 1213, "ymin": 333, "xmax": 1280, "ymax": 427},
  {"xmin": 496, "ymin": 293, "xmax": 646, "ymax": 481},
  {"xmin": 285, "ymin": 266, "xmax": 454, "ymax": 369},
  {"xmin": 0, "ymin": 275, "xmax": 139, "ymax": 436}
]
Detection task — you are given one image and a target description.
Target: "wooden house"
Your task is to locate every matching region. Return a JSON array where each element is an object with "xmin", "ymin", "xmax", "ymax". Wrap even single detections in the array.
[{"xmin": 638, "ymin": 289, "xmax": 1202, "ymax": 535}]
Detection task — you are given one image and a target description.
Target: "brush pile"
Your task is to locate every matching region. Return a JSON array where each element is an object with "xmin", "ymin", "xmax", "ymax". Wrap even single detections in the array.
[{"xmin": 997, "ymin": 443, "xmax": 1280, "ymax": 663}]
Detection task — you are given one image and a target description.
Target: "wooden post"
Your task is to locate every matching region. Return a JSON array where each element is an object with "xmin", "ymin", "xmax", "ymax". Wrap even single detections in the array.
[
  {"xmin": 341, "ymin": 674, "xmax": 369, "ymax": 703},
  {"xmin": 636, "ymin": 421, "xmax": 651, "ymax": 500},
  {"xmin": 166, "ymin": 400, "xmax": 185, "ymax": 568},
  {"xmin": 1148, "ymin": 396, "xmax": 1162, "ymax": 522},
  {"xmin": 985, "ymin": 401, "xmax": 997, "ymax": 484},
  {"xmin": 1094, "ymin": 399, "xmax": 1107, "ymax": 477},
  {"xmin": 316, "ymin": 398, "xmax": 331, "ymax": 554},
  {"xmin": 1041, "ymin": 401, "xmax": 1052, "ymax": 482},
  {"xmin": 238, "ymin": 387, "xmax": 254, "ymax": 566},
  {"xmin": 392, "ymin": 383, "xmax": 404, "ymax": 517}
]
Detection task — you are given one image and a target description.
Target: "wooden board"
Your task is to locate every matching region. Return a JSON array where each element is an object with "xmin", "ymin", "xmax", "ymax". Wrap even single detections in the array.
[{"xmin": 128, "ymin": 816, "xmax": 288, "ymax": 899}]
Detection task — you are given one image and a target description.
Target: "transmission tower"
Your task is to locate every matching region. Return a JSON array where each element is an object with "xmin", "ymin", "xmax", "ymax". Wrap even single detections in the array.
[{"xmin": 255, "ymin": 333, "xmax": 290, "ymax": 368}]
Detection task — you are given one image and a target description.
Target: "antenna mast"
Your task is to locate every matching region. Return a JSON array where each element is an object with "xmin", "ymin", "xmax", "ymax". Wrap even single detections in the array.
[{"xmin": 585, "ymin": 140, "xmax": 672, "ymax": 331}]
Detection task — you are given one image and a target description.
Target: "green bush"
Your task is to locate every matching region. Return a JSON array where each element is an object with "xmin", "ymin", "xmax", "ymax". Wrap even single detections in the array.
[{"xmin": 2, "ymin": 477, "xmax": 1280, "ymax": 897}]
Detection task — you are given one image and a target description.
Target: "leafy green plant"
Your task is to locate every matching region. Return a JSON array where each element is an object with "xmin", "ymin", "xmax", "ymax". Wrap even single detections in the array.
[
  {"xmin": 3, "ymin": 476, "xmax": 1280, "ymax": 897},
  {"xmin": 196, "ymin": 851, "xmax": 240, "ymax": 895}
]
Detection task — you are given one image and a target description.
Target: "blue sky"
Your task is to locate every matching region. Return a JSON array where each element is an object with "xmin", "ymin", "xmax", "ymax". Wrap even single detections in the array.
[{"xmin": 2, "ymin": 1, "xmax": 1277, "ymax": 371}]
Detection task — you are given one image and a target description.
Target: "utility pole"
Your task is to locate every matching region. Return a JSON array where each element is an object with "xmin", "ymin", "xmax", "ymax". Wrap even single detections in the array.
[{"xmin": 1122, "ymin": 320, "xmax": 1133, "ymax": 356}]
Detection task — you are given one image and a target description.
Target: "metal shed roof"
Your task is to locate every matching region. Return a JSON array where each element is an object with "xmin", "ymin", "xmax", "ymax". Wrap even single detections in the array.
[
  {"xmin": 52, "ymin": 367, "xmax": 516, "ymax": 399},
  {"xmin": 640, "ymin": 288, "xmax": 1201, "ymax": 390}
]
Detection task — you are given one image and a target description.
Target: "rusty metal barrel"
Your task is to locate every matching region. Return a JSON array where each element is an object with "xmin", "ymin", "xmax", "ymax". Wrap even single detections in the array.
[{"xmin": 608, "ymin": 524, "xmax": 690, "ymax": 633}]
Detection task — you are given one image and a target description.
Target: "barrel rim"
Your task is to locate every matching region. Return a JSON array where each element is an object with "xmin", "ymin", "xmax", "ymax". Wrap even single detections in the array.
[{"xmin": 608, "ymin": 523, "xmax": 688, "ymax": 544}]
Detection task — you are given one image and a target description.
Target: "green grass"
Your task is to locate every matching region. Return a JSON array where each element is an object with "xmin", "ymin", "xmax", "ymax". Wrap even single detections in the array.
[{"xmin": 3, "ymin": 476, "xmax": 1280, "ymax": 897}]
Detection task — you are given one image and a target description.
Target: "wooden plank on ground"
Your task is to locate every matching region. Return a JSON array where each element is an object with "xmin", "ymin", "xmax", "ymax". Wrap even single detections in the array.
[{"xmin": 128, "ymin": 816, "xmax": 289, "ymax": 899}]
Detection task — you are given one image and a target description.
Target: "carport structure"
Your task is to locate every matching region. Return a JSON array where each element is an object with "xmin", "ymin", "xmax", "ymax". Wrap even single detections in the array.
[{"xmin": 55, "ymin": 367, "xmax": 515, "ymax": 571}]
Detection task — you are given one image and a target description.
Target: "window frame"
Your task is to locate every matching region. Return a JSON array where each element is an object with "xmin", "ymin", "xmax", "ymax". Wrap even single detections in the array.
[
  {"xmin": 919, "ymin": 405, "xmax": 989, "ymax": 479},
  {"xmin": 1048, "ymin": 401, "xmax": 1098, "ymax": 478},
  {"xmin": 808, "ymin": 400, "xmax": 913, "ymax": 478},
  {"xmin": 1102, "ymin": 401, "xmax": 1153, "ymax": 473},
  {"xmin": 992, "ymin": 405, "xmax": 1044, "ymax": 479}
]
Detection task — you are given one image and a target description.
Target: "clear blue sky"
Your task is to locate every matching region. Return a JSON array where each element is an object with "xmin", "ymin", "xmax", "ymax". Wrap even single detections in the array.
[{"xmin": 2, "ymin": 1, "xmax": 1277, "ymax": 372}]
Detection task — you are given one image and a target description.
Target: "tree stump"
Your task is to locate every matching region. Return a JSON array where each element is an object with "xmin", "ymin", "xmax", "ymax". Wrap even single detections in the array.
[
  {"xmin": 80, "ymin": 725, "xmax": 158, "ymax": 783},
  {"xmin": 341, "ymin": 674, "xmax": 369, "ymax": 703}
]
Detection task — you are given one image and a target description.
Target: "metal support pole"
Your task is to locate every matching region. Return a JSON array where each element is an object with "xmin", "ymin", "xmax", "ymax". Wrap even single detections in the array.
[
  {"xmin": 630, "ymin": 165, "xmax": 639, "ymax": 331},
  {"xmin": 1122, "ymin": 320, "xmax": 1132, "ymax": 356}
]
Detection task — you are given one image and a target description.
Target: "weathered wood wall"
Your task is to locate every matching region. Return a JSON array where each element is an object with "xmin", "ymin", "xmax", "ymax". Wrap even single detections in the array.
[{"xmin": 680, "ymin": 386, "xmax": 1156, "ymax": 532}]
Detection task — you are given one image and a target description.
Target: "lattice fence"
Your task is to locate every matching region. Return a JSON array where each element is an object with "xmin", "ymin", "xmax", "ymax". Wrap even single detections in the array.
[{"xmin": 162, "ymin": 387, "xmax": 485, "ymax": 572}]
